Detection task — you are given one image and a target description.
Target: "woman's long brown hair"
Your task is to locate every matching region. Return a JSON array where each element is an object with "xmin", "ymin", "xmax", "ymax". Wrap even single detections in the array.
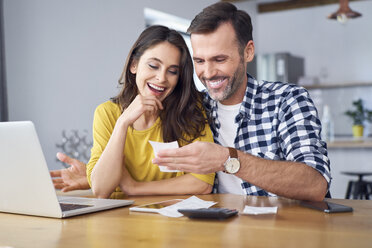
[{"xmin": 112, "ymin": 25, "xmax": 207, "ymax": 144}]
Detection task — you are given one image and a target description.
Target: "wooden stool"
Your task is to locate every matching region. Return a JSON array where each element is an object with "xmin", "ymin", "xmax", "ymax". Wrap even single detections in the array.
[{"xmin": 342, "ymin": 172, "xmax": 372, "ymax": 199}]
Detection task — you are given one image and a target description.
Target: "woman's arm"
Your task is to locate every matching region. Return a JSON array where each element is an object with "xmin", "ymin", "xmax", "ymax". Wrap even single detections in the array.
[
  {"xmin": 91, "ymin": 117, "xmax": 129, "ymax": 198},
  {"xmin": 91, "ymin": 96, "xmax": 163, "ymax": 198},
  {"xmin": 119, "ymin": 167, "xmax": 213, "ymax": 195}
]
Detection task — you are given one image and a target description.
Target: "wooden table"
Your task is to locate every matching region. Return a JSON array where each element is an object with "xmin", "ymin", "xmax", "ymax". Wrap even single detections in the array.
[{"xmin": 0, "ymin": 194, "xmax": 371, "ymax": 248}]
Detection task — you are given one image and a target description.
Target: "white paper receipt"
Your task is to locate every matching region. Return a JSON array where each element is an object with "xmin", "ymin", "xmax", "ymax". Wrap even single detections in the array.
[
  {"xmin": 242, "ymin": 205, "xmax": 278, "ymax": 215},
  {"xmin": 149, "ymin": 140, "xmax": 180, "ymax": 172}
]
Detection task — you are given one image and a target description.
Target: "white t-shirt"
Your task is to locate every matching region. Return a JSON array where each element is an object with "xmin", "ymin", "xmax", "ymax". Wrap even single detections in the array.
[{"xmin": 216, "ymin": 102, "xmax": 245, "ymax": 195}]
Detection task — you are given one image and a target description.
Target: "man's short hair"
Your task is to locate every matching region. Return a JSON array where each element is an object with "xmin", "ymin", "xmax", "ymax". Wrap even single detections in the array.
[{"xmin": 187, "ymin": 2, "xmax": 253, "ymax": 51}]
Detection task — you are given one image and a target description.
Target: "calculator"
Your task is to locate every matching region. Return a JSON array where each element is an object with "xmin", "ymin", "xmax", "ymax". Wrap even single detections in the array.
[{"xmin": 178, "ymin": 208, "xmax": 238, "ymax": 220}]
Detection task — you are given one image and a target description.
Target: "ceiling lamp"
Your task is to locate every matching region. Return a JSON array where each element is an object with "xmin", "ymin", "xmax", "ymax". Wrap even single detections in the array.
[{"xmin": 328, "ymin": 0, "xmax": 362, "ymax": 24}]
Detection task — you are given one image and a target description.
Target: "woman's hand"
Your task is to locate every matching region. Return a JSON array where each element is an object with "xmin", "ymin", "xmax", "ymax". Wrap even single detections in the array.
[
  {"xmin": 50, "ymin": 152, "xmax": 90, "ymax": 192},
  {"xmin": 119, "ymin": 95, "xmax": 163, "ymax": 126}
]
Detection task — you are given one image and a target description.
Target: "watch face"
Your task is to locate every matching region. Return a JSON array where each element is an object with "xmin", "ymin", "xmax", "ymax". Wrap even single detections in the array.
[{"xmin": 226, "ymin": 158, "xmax": 240, "ymax": 174}]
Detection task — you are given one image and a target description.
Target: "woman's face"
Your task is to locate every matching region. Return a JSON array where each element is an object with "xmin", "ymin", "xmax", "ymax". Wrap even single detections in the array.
[{"xmin": 130, "ymin": 42, "xmax": 181, "ymax": 102}]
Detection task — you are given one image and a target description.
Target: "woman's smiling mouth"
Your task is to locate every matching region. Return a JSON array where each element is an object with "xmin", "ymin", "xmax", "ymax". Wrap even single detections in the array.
[{"xmin": 147, "ymin": 83, "xmax": 166, "ymax": 94}]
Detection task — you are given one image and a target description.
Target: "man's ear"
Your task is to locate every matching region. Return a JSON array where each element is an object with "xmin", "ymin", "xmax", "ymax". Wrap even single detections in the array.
[
  {"xmin": 130, "ymin": 61, "xmax": 138, "ymax": 74},
  {"xmin": 244, "ymin": 40, "xmax": 255, "ymax": 63}
]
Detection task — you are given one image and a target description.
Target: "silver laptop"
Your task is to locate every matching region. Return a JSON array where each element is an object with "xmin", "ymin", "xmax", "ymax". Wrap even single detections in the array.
[{"xmin": 0, "ymin": 121, "xmax": 133, "ymax": 218}]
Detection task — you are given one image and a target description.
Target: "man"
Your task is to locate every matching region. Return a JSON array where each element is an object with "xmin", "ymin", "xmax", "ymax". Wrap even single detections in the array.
[
  {"xmin": 153, "ymin": 2, "xmax": 330, "ymax": 201},
  {"xmin": 52, "ymin": 2, "xmax": 331, "ymax": 201}
]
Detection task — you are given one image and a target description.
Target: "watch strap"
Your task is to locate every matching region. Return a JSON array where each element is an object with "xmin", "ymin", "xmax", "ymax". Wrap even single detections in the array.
[{"xmin": 228, "ymin": 147, "xmax": 238, "ymax": 159}]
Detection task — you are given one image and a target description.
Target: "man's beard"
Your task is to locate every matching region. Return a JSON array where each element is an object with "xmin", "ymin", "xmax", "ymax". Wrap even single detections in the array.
[{"xmin": 205, "ymin": 60, "xmax": 246, "ymax": 102}]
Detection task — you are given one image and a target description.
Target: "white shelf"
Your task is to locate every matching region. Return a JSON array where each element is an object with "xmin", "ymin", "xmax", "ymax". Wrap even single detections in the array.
[{"xmin": 305, "ymin": 82, "xmax": 372, "ymax": 90}]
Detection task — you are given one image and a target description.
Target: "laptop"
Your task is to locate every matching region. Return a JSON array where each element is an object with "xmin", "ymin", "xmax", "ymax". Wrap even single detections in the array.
[{"xmin": 0, "ymin": 121, "xmax": 134, "ymax": 218}]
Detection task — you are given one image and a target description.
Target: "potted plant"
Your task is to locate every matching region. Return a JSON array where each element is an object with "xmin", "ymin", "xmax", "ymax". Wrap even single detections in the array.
[{"xmin": 344, "ymin": 99, "xmax": 372, "ymax": 138}]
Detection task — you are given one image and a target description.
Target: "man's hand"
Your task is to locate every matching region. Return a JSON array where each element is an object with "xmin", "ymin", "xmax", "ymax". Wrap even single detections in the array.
[
  {"xmin": 50, "ymin": 152, "xmax": 90, "ymax": 192},
  {"xmin": 152, "ymin": 141, "xmax": 228, "ymax": 174}
]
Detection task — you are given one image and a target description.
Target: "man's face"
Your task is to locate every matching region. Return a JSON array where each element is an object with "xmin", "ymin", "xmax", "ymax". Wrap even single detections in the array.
[{"xmin": 191, "ymin": 22, "xmax": 252, "ymax": 105}]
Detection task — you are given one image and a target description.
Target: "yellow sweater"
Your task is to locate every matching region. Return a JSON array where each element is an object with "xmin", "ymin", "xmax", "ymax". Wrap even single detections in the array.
[{"xmin": 86, "ymin": 101, "xmax": 215, "ymax": 188}]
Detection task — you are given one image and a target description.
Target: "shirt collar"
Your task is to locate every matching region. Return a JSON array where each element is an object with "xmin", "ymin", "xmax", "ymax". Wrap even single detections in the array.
[{"xmin": 235, "ymin": 74, "xmax": 258, "ymax": 122}]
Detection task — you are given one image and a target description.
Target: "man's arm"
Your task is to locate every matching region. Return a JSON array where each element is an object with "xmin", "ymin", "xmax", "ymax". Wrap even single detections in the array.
[
  {"xmin": 234, "ymin": 148, "xmax": 327, "ymax": 201},
  {"xmin": 153, "ymin": 141, "xmax": 328, "ymax": 201}
]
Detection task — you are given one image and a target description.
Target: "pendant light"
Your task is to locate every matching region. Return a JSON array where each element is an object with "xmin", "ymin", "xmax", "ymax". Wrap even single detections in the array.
[{"xmin": 328, "ymin": 0, "xmax": 362, "ymax": 23}]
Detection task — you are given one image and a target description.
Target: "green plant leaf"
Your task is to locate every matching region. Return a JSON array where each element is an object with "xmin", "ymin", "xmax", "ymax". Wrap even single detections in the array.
[{"xmin": 344, "ymin": 98, "xmax": 372, "ymax": 126}]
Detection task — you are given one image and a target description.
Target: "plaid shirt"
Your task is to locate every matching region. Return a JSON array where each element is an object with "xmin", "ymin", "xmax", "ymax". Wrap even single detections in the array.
[{"xmin": 203, "ymin": 74, "xmax": 331, "ymax": 196}]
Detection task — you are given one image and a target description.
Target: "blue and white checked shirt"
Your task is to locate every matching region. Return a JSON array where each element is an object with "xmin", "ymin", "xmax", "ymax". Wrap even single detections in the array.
[{"xmin": 203, "ymin": 74, "xmax": 331, "ymax": 196}]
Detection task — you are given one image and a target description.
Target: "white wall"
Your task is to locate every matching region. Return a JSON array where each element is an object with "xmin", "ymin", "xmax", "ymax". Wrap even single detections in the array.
[
  {"xmin": 3, "ymin": 0, "xmax": 216, "ymax": 170},
  {"xmin": 255, "ymin": 1, "xmax": 372, "ymax": 85}
]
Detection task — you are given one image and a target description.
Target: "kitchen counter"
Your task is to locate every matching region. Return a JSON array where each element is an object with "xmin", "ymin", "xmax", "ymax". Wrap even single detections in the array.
[{"xmin": 327, "ymin": 138, "xmax": 372, "ymax": 148}]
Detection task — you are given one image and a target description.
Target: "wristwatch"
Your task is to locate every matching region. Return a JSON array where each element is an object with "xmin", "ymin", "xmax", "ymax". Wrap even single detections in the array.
[{"xmin": 224, "ymin": 147, "xmax": 240, "ymax": 174}]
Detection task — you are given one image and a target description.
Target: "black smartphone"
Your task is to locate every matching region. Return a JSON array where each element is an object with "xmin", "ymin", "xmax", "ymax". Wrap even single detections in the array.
[{"xmin": 300, "ymin": 200, "xmax": 353, "ymax": 213}]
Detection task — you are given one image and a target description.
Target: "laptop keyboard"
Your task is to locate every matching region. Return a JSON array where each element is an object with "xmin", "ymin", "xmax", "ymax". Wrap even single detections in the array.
[{"xmin": 60, "ymin": 203, "xmax": 93, "ymax": 211}]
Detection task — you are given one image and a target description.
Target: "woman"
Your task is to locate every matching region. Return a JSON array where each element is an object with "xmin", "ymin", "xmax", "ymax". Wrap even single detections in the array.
[{"xmin": 88, "ymin": 25, "xmax": 214, "ymax": 198}]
